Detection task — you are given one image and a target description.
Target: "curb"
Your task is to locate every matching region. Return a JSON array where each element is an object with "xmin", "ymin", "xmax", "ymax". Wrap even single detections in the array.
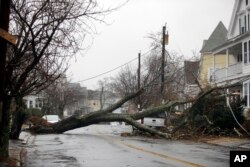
[{"xmin": 201, "ymin": 137, "xmax": 250, "ymax": 150}]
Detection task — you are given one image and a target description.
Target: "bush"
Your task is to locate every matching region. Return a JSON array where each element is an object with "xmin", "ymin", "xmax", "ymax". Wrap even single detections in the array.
[
  {"xmin": 190, "ymin": 91, "xmax": 244, "ymax": 130},
  {"xmin": 206, "ymin": 97, "xmax": 244, "ymax": 129},
  {"xmin": 26, "ymin": 108, "xmax": 43, "ymax": 117}
]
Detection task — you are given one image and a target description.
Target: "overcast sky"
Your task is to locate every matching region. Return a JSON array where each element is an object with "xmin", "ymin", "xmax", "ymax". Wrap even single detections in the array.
[{"xmin": 67, "ymin": 0, "xmax": 235, "ymax": 90}]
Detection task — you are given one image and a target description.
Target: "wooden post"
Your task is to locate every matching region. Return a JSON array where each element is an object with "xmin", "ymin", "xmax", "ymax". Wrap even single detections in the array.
[
  {"xmin": 138, "ymin": 52, "xmax": 141, "ymax": 93},
  {"xmin": 0, "ymin": 0, "xmax": 11, "ymax": 125},
  {"xmin": 0, "ymin": 0, "xmax": 11, "ymax": 157},
  {"xmin": 138, "ymin": 52, "xmax": 143, "ymax": 123},
  {"xmin": 161, "ymin": 26, "xmax": 166, "ymax": 95}
]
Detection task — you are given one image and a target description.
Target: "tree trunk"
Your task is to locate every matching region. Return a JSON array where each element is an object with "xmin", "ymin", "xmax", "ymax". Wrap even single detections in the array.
[
  {"xmin": 30, "ymin": 100, "xmax": 179, "ymax": 138},
  {"xmin": 10, "ymin": 97, "xmax": 28, "ymax": 140},
  {"xmin": 29, "ymin": 84, "xmax": 241, "ymax": 136},
  {"xmin": 0, "ymin": 96, "xmax": 11, "ymax": 157}
]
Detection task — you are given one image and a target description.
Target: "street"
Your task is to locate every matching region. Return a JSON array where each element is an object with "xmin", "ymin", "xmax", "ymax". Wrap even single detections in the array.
[{"xmin": 24, "ymin": 124, "xmax": 231, "ymax": 167}]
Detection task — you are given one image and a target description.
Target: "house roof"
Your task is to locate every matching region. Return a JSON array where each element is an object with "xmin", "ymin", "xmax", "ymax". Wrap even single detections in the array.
[
  {"xmin": 184, "ymin": 61, "xmax": 200, "ymax": 85},
  {"xmin": 200, "ymin": 21, "xmax": 228, "ymax": 53}
]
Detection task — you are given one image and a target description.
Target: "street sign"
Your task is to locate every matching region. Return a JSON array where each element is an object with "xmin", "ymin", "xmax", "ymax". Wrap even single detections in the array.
[{"xmin": 0, "ymin": 27, "xmax": 16, "ymax": 45}]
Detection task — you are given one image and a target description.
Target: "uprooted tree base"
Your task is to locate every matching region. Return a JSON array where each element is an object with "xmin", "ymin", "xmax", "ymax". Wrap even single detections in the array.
[
  {"xmin": 170, "ymin": 85, "xmax": 249, "ymax": 138},
  {"xmin": 27, "ymin": 84, "xmax": 250, "ymax": 139}
]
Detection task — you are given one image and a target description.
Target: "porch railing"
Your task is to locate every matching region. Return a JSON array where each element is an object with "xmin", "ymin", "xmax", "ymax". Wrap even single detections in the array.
[{"xmin": 214, "ymin": 63, "xmax": 242, "ymax": 83}]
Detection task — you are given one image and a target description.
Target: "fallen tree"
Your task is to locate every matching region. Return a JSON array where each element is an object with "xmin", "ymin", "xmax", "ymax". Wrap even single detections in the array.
[
  {"xmin": 29, "ymin": 89, "xmax": 179, "ymax": 138},
  {"xmin": 28, "ymin": 83, "xmax": 249, "ymax": 138}
]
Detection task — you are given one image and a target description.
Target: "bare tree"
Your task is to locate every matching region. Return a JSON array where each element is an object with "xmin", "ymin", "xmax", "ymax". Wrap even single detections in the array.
[
  {"xmin": 1, "ymin": 0, "xmax": 115, "ymax": 156},
  {"xmin": 97, "ymin": 78, "xmax": 118, "ymax": 110},
  {"xmin": 42, "ymin": 78, "xmax": 87, "ymax": 117},
  {"xmin": 109, "ymin": 32, "xmax": 185, "ymax": 110}
]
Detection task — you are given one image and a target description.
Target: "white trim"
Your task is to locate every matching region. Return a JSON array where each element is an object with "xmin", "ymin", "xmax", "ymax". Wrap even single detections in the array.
[
  {"xmin": 226, "ymin": 49, "xmax": 229, "ymax": 77},
  {"xmin": 213, "ymin": 53, "xmax": 215, "ymax": 69},
  {"xmin": 212, "ymin": 40, "xmax": 242, "ymax": 55},
  {"xmin": 228, "ymin": 0, "xmax": 241, "ymax": 38},
  {"xmin": 238, "ymin": 10, "xmax": 246, "ymax": 16},
  {"xmin": 243, "ymin": 80, "xmax": 250, "ymax": 107}
]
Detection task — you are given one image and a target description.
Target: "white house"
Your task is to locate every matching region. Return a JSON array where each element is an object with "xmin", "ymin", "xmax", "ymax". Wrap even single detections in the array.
[
  {"xmin": 210, "ymin": 0, "xmax": 250, "ymax": 108},
  {"xmin": 23, "ymin": 93, "xmax": 45, "ymax": 109}
]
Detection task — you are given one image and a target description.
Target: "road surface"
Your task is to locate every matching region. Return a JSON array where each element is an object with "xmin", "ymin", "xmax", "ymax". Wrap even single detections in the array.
[{"xmin": 24, "ymin": 124, "xmax": 231, "ymax": 167}]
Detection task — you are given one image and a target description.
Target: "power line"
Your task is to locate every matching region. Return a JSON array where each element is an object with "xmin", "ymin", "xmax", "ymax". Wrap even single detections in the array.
[{"xmin": 75, "ymin": 48, "xmax": 153, "ymax": 83}]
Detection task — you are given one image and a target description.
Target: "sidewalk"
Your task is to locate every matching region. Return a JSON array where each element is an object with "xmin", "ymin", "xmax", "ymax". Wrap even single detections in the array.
[
  {"xmin": 0, "ymin": 132, "xmax": 31, "ymax": 167},
  {"xmin": 200, "ymin": 136, "xmax": 250, "ymax": 149}
]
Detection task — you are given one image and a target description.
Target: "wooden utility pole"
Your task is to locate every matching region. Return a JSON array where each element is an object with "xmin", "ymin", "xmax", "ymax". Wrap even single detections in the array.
[
  {"xmin": 161, "ymin": 26, "xmax": 166, "ymax": 94},
  {"xmin": 138, "ymin": 52, "xmax": 143, "ymax": 123},
  {"xmin": 138, "ymin": 52, "xmax": 141, "ymax": 92},
  {"xmin": 0, "ymin": 0, "xmax": 11, "ymax": 125},
  {"xmin": 137, "ymin": 52, "xmax": 141, "ymax": 111}
]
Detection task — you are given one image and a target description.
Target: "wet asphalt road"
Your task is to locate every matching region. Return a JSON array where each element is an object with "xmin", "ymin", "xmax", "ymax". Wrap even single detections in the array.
[{"xmin": 24, "ymin": 124, "xmax": 231, "ymax": 167}]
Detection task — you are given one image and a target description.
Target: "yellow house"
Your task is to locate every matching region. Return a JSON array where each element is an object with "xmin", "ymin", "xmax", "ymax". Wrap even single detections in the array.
[{"xmin": 199, "ymin": 22, "xmax": 233, "ymax": 86}]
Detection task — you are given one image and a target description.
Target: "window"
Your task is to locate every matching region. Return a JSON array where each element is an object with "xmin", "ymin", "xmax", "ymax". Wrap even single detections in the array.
[
  {"xmin": 243, "ymin": 81, "xmax": 250, "ymax": 107},
  {"xmin": 248, "ymin": 14, "xmax": 250, "ymax": 31},
  {"xmin": 243, "ymin": 40, "xmax": 250, "ymax": 64},
  {"xmin": 245, "ymin": 15, "xmax": 247, "ymax": 31},
  {"xmin": 35, "ymin": 98, "xmax": 43, "ymax": 108},
  {"xmin": 29, "ymin": 101, "xmax": 33, "ymax": 108},
  {"xmin": 239, "ymin": 18, "xmax": 242, "ymax": 34},
  {"xmin": 35, "ymin": 102, "xmax": 39, "ymax": 108},
  {"xmin": 244, "ymin": 42, "xmax": 248, "ymax": 63},
  {"xmin": 249, "ymin": 41, "xmax": 250, "ymax": 62},
  {"xmin": 247, "ymin": 0, "xmax": 249, "ymax": 5},
  {"xmin": 239, "ymin": 15, "xmax": 247, "ymax": 34},
  {"xmin": 207, "ymin": 68, "xmax": 214, "ymax": 82}
]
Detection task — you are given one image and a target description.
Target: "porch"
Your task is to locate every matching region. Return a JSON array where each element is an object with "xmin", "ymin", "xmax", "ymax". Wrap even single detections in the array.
[
  {"xmin": 214, "ymin": 62, "xmax": 242, "ymax": 83},
  {"xmin": 211, "ymin": 33, "xmax": 250, "ymax": 85}
]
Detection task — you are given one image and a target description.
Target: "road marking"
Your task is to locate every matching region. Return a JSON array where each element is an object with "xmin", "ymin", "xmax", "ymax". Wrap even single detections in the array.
[
  {"xmin": 94, "ymin": 126, "xmax": 204, "ymax": 167},
  {"xmin": 119, "ymin": 141, "xmax": 204, "ymax": 167}
]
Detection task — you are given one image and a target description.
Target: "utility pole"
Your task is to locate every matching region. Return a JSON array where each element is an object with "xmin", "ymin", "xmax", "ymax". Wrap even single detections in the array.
[
  {"xmin": 138, "ymin": 52, "xmax": 143, "ymax": 123},
  {"xmin": 0, "ymin": 0, "xmax": 11, "ymax": 126},
  {"xmin": 161, "ymin": 26, "xmax": 166, "ymax": 95},
  {"xmin": 137, "ymin": 52, "xmax": 141, "ymax": 111},
  {"xmin": 161, "ymin": 25, "xmax": 169, "ymax": 97},
  {"xmin": 0, "ymin": 0, "xmax": 12, "ymax": 158},
  {"xmin": 138, "ymin": 52, "xmax": 141, "ymax": 92}
]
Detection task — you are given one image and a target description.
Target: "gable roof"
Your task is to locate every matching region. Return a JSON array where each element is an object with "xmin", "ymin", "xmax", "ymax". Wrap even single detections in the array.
[
  {"xmin": 184, "ymin": 61, "xmax": 200, "ymax": 85},
  {"xmin": 200, "ymin": 21, "xmax": 228, "ymax": 53}
]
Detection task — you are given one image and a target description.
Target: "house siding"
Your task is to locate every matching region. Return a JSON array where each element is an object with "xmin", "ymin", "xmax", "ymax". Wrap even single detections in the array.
[
  {"xmin": 199, "ymin": 53, "xmax": 213, "ymax": 84},
  {"xmin": 229, "ymin": 0, "xmax": 249, "ymax": 38},
  {"xmin": 199, "ymin": 53, "xmax": 232, "ymax": 85}
]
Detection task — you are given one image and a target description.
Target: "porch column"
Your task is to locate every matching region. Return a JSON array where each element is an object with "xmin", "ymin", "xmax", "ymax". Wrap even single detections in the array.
[
  {"xmin": 213, "ymin": 53, "xmax": 215, "ymax": 69},
  {"xmin": 226, "ymin": 89, "xmax": 230, "ymax": 105}
]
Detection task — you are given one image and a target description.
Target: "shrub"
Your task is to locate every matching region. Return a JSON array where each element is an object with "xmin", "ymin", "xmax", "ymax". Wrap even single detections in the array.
[{"xmin": 26, "ymin": 108, "xmax": 43, "ymax": 117}]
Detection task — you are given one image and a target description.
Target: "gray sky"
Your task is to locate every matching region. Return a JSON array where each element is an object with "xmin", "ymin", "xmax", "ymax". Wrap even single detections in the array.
[{"xmin": 67, "ymin": 0, "xmax": 235, "ymax": 89}]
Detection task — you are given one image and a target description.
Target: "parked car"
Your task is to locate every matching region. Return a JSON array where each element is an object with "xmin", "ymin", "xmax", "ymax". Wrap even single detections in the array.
[
  {"xmin": 142, "ymin": 112, "xmax": 166, "ymax": 128},
  {"xmin": 42, "ymin": 115, "xmax": 60, "ymax": 123}
]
